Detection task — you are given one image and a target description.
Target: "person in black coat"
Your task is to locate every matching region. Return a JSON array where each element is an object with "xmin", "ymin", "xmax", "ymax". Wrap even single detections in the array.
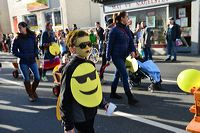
[{"xmin": 165, "ymin": 17, "xmax": 181, "ymax": 62}]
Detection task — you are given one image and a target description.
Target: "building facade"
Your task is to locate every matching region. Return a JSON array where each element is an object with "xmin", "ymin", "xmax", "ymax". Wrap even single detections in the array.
[
  {"xmin": 7, "ymin": 0, "xmax": 61, "ymax": 33},
  {"xmin": 99, "ymin": 0, "xmax": 200, "ymax": 55},
  {"xmin": 60, "ymin": 0, "xmax": 101, "ymax": 30},
  {"xmin": 0, "ymin": 0, "xmax": 11, "ymax": 33},
  {"xmin": 7, "ymin": 0, "xmax": 101, "ymax": 33}
]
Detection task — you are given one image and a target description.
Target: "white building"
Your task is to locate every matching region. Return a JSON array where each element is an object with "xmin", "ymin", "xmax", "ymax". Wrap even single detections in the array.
[
  {"xmin": 60, "ymin": 0, "xmax": 101, "ymax": 30},
  {"xmin": 0, "ymin": 0, "xmax": 11, "ymax": 33},
  {"xmin": 7, "ymin": 0, "xmax": 101, "ymax": 33},
  {"xmin": 7, "ymin": 0, "xmax": 60, "ymax": 33}
]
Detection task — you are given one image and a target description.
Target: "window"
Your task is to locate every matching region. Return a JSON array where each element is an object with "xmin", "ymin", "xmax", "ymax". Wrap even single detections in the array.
[
  {"xmin": 24, "ymin": 14, "xmax": 38, "ymax": 29},
  {"xmin": 54, "ymin": 11, "xmax": 61, "ymax": 26},
  {"xmin": 129, "ymin": 7, "xmax": 167, "ymax": 44},
  {"xmin": 44, "ymin": 11, "xmax": 61, "ymax": 26},
  {"xmin": 44, "ymin": 12, "xmax": 52, "ymax": 23},
  {"xmin": 105, "ymin": 7, "xmax": 167, "ymax": 45}
]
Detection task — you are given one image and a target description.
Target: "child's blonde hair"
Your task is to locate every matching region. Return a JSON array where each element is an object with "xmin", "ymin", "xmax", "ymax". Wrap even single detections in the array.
[{"xmin": 66, "ymin": 30, "xmax": 88, "ymax": 48}]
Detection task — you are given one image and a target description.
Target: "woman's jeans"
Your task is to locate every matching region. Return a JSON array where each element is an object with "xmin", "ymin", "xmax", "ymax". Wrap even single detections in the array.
[
  {"xmin": 19, "ymin": 62, "xmax": 40, "ymax": 82},
  {"xmin": 111, "ymin": 57, "xmax": 130, "ymax": 92},
  {"xmin": 166, "ymin": 40, "xmax": 177, "ymax": 60},
  {"xmin": 143, "ymin": 46, "xmax": 152, "ymax": 61}
]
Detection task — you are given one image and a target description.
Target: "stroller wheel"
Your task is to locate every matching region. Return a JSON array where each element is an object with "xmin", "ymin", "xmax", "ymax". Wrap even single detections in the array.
[
  {"xmin": 148, "ymin": 86, "xmax": 154, "ymax": 93},
  {"xmin": 12, "ymin": 70, "xmax": 19, "ymax": 78},
  {"xmin": 53, "ymin": 85, "xmax": 60, "ymax": 97},
  {"xmin": 129, "ymin": 80, "xmax": 141, "ymax": 88},
  {"xmin": 148, "ymin": 83, "xmax": 156, "ymax": 93}
]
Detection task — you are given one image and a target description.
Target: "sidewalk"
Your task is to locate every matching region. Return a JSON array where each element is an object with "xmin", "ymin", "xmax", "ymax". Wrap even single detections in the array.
[{"xmin": 153, "ymin": 53, "xmax": 200, "ymax": 66}]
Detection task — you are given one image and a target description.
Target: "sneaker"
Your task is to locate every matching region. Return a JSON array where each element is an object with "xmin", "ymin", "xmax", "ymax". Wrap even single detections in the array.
[
  {"xmin": 42, "ymin": 76, "xmax": 48, "ymax": 82},
  {"xmin": 148, "ymin": 84, "xmax": 154, "ymax": 93},
  {"xmin": 164, "ymin": 58, "xmax": 171, "ymax": 61},
  {"xmin": 171, "ymin": 58, "xmax": 177, "ymax": 62}
]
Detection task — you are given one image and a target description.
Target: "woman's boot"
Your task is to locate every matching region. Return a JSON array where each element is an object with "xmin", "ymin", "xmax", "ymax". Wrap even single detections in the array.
[
  {"xmin": 110, "ymin": 87, "xmax": 122, "ymax": 99},
  {"xmin": 32, "ymin": 80, "xmax": 40, "ymax": 99},
  {"xmin": 125, "ymin": 91, "xmax": 138, "ymax": 105},
  {"xmin": 24, "ymin": 81, "xmax": 36, "ymax": 102}
]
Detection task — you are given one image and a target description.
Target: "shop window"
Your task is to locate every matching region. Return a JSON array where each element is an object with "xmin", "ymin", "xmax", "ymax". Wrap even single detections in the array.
[
  {"xmin": 105, "ymin": 7, "xmax": 167, "ymax": 45},
  {"xmin": 44, "ymin": 11, "xmax": 61, "ymax": 26},
  {"xmin": 44, "ymin": 12, "xmax": 52, "ymax": 24},
  {"xmin": 128, "ymin": 7, "xmax": 167, "ymax": 45},
  {"xmin": 24, "ymin": 14, "xmax": 38, "ymax": 31},
  {"xmin": 176, "ymin": 3, "xmax": 191, "ymax": 47},
  {"xmin": 54, "ymin": 11, "xmax": 61, "ymax": 26}
]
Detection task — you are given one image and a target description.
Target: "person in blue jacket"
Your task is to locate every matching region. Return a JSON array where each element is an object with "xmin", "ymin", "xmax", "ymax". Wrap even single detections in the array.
[
  {"xmin": 12, "ymin": 22, "xmax": 40, "ymax": 102},
  {"xmin": 41, "ymin": 22, "xmax": 56, "ymax": 81},
  {"xmin": 106, "ymin": 11, "xmax": 138, "ymax": 105}
]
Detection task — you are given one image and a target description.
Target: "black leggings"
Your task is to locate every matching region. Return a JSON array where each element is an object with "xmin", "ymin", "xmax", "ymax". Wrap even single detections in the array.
[
  {"xmin": 99, "ymin": 52, "xmax": 106, "ymax": 80},
  {"xmin": 75, "ymin": 118, "xmax": 95, "ymax": 133}
]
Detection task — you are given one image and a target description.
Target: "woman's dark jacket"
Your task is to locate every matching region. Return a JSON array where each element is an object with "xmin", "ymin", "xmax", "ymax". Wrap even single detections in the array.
[
  {"xmin": 166, "ymin": 24, "xmax": 181, "ymax": 42},
  {"xmin": 106, "ymin": 22, "xmax": 136, "ymax": 61},
  {"xmin": 12, "ymin": 33, "xmax": 38, "ymax": 65}
]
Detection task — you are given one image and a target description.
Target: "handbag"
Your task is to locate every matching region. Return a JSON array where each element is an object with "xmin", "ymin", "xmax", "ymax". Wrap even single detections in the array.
[{"xmin": 175, "ymin": 39, "xmax": 183, "ymax": 46}]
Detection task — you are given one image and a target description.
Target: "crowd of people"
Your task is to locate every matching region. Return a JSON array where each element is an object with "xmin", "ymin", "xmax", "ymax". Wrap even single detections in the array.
[{"xmin": 0, "ymin": 10, "xmax": 182, "ymax": 133}]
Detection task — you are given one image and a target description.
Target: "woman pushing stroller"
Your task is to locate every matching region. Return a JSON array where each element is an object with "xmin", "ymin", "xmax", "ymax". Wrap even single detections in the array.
[{"xmin": 106, "ymin": 11, "xmax": 138, "ymax": 105}]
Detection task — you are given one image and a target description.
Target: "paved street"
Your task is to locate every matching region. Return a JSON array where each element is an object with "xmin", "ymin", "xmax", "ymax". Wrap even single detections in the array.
[{"xmin": 0, "ymin": 52, "xmax": 200, "ymax": 133}]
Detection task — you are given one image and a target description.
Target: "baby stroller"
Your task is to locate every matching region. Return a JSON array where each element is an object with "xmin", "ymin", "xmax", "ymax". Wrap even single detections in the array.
[{"xmin": 126, "ymin": 56, "xmax": 162, "ymax": 92}]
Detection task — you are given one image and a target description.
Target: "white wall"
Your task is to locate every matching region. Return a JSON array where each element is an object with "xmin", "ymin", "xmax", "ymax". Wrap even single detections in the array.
[
  {"xmin": 7, "ymin": 0, "xmax": 33, "ymax": 33},
  {"xmin": 191, "ymin": 0, "xmax": 200, "ymax": 55},
  {"xmin": 0, "ymin": 0, "xmax": 11, "ymax": 33},
  {"xmin": 61, "ymin": 0, "xmax": 101, "ymax": 30}
]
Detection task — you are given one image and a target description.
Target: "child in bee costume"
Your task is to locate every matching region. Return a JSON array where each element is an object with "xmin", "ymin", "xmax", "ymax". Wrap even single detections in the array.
[{"xmin": 59, "ymin": 30, "xmax": 109, "ymax": 133}]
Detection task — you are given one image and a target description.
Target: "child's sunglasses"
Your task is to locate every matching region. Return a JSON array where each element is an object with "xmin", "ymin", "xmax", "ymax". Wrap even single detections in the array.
[{"xmin": 76, "ymin": 42, "xmax": 92, "ymax": 49}]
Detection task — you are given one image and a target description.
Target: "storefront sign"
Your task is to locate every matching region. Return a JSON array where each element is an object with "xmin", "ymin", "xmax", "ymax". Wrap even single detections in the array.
[
  {"xmin": 27, "ymin": 0, "xmax": 49, "ymax": 12},
  {"xmin": 104, "ymin": 0, "xmax": 186, "ymax": 13}
]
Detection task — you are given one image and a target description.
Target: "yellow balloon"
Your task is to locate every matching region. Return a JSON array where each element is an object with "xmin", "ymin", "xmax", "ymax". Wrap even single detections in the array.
[
  {"xmin": 177, "ymin": 69, "xmax": 200, "ymax": 93},
  {"xmin": 49, "ymin": 43, "xmax": 60, "ymax": 56}
]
